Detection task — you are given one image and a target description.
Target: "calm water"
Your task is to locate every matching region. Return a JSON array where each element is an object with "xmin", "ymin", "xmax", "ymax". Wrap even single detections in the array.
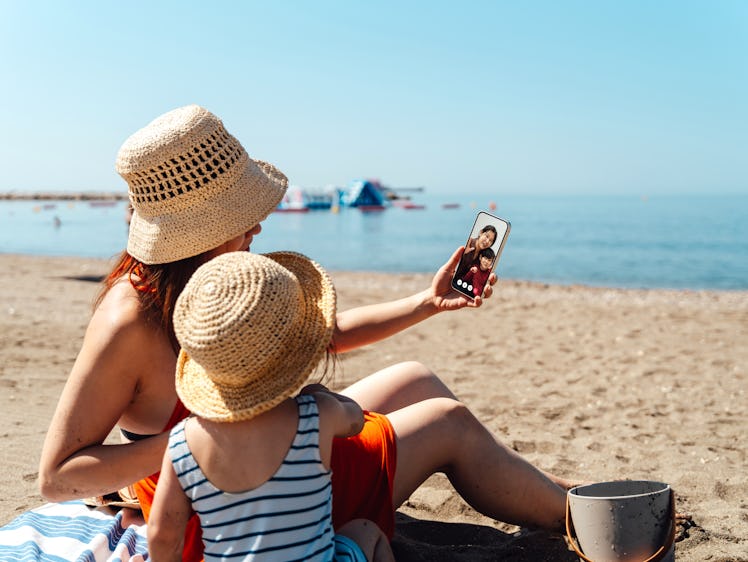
[{"xmin": 1, "ymin": 193, "xmax": 746, "ymax": 290}]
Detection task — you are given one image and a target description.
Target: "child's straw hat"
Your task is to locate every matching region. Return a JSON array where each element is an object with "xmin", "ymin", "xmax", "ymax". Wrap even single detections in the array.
[
  {"xmin": 173, "ymin": 251, "xmax": 336, "ymax": 422},
  {"xmin": 116, "ymin": 105, "xmax": 287, "ymax": 264}
]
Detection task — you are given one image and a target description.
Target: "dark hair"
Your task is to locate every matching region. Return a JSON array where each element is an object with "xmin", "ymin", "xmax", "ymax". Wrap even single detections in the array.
[
  {"xmin": 480, "ymin": 224, "xmax": 498, "ymax": 241},
  {"xmin": 480, "ymin": 247, "xmax": 495, "ymax": 260},
  {"xmin": 95, "ymin": 250, "xmax": 213, "ymax": 353}
]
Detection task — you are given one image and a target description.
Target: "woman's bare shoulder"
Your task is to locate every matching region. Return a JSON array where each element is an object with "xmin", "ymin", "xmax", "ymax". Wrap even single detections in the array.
[
  {"xmin": 89, "ymin": 278, "xmax": 152, "ymax": 342},
  {"xmin": 68, "ymin": 277, "xmax": 172, "ymax": 419},
  {"xmin": 69, "ymin": 280, "xmax": 165, "ymax": 387}
]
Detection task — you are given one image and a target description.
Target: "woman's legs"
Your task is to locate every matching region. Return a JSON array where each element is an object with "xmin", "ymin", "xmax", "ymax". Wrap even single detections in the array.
[
  {"xmin": 387, "ymin": 397, "xmax": 567, "ymax": 530},
  {"xmin": 341, "ymin": 361, "xmax": 572, "ymax": 530}
]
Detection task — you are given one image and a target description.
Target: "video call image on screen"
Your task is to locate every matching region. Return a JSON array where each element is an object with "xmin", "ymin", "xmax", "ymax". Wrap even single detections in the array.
[{"xmin": 451, "ymin": 212, "xmax": 510, "ymax": 300}]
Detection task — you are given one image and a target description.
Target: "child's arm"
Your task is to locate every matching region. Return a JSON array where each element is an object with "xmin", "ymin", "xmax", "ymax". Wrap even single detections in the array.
[
  {"xmin": 147, "ymin": 449, "xmax": 193, "ymax": 562},
  {"xmin": 302, "ymin": 386, "xmax": 364, "ymax": 469},
  {"xmin": 316, "ymin": 390, "xmax": 364, "ymax": 438}
]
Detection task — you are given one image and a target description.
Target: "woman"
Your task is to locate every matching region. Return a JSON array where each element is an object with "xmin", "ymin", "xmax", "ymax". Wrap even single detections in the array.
[{"xmin": 39, "ymin": 105, "xmax": 572, "ymax": 561}]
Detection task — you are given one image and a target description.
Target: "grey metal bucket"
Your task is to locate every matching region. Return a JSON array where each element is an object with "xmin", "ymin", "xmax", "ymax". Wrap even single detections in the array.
[{"xmin": 566, "ymin": 480, "xmax": 675, "ymax": 562}]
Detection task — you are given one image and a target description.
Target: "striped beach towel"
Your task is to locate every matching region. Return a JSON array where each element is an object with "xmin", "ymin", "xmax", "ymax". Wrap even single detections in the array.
[{"xmin": 0, "ymin": 501, "xmax": 149, "ymax": 561}]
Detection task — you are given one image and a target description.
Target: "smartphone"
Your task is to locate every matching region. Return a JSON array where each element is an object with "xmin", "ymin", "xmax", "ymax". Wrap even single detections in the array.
[{"xmin": 451, "ymin": 211, "xmax": 511, "ymax": 299}]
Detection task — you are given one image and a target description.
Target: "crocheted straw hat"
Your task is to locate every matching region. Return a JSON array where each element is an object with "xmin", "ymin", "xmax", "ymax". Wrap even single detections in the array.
[
  {"xmin": 173, "ymin": 251, "xmax": 336, "ymax": 422},
  {"xmin": 117, "ymin": 105, "xmax": 288, "ymax": 264}
]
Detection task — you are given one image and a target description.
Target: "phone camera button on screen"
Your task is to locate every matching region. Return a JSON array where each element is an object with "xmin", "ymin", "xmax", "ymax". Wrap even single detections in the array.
[{"xmin": 467, "ymin": 284, "xmax": 473, "ymax": 292}]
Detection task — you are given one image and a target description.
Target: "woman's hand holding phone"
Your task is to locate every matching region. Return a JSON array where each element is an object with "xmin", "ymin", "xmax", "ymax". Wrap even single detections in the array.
[{"xmin": 429, "ymin": 246, "xmax": 496, "ymax": 311}]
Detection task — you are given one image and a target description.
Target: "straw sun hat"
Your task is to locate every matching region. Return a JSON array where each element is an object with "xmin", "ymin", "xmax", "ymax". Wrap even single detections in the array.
[
  {"xmin": 173, "ymin": 251, "xmax": 337, "ymax": 422},
  {"xmin": 116, "ymin": 104, "xmax": 288, "ymax": 264}
]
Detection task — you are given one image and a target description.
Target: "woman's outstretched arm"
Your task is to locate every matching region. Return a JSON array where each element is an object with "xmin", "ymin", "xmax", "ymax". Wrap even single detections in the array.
[{"xmin": 332, "ymin": 247, "xmax": 497, "ymax": 353}]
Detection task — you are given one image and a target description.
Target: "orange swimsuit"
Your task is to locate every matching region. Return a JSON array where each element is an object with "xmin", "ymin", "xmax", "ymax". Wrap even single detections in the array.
[
  {"xmin": 131, "ymin": 400, "xmax": 205, "ymax": 562},
  {"xmin": 331, "ymin": 410, "xmax": 398, "ymax": 538},
  {"xmin": 133, "ymin": 400, "xmax": 397, "ymax": 562}
]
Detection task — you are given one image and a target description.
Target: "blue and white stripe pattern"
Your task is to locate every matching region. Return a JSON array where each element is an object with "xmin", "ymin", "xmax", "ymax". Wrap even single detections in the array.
[
  {"xmin": 0, "ymin": 500, "xmax": 149, "ymax": 561},
  {"xmin": 170, "ymin": 394, "xmax": 336, "ymax": 561}
]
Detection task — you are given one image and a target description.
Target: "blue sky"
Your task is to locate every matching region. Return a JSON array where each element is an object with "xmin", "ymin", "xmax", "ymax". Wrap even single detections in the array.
[{"xmin": 1, "ymin": 1, "xmax": 746, "ymax": 195}]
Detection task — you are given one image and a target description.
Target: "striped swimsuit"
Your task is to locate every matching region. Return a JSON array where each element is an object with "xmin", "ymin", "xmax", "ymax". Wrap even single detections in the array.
[{"xmin": 169, "ymin": 394, "xmax": 361, "ymax": 561}]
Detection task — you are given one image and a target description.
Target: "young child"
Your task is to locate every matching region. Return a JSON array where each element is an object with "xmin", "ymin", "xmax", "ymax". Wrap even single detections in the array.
[
  {"xmin": 147, "ymin": 251, "xmax": 394, "ymax": 562},
  {"xmin": 461, "ymin": 247, "xmax": 495, "ymax": 298}
]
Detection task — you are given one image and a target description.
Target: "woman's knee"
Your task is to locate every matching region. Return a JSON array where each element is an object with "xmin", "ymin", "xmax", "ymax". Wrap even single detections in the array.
[
  {"xmin": 388, "ymin": 360, "xmax": 434, "ymax": 382},
  {"xmin": 393, "ymin": 397, "xmax": 479, "ymax": 449},
  {"xmin": 388, "ymin": 361, "xmax": 457, "ymax": 401},
  {"xmin": 343, "ymin": 361, "xmax": 455, "ymax": 413},
  {"xmin": 423, "ymin": 397, "xmax": 495, "ymax": 464},
  {"xmin": 431, "ymin": 396, "xmax": 477, "ymax": 435}
]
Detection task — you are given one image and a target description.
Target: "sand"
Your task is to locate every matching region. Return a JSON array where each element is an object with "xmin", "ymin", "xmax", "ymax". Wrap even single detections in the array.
[{"xmin": 0, "ymin": 254, "xmax": 746, "ymax": 561}]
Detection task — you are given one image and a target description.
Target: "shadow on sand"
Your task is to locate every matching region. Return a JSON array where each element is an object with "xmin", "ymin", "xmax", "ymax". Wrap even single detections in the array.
[
  {"xmin": 58, "ymin": 274, "xmax": 106, "ymax": 283},
  {"xmin": 392, "ymin": 513, "xmax": 578, "ymax": 561}
]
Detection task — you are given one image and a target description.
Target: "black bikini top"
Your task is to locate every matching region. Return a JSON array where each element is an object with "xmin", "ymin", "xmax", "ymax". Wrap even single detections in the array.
[{"xmin": 120, "ymin": 428, "xmax": 157, "ymax": 441}]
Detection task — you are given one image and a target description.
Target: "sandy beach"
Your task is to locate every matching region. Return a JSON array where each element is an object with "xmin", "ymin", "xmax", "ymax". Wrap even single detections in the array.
[{"xmin": 0, "ymin": 253, "xmax": 746, "ymax": 561}]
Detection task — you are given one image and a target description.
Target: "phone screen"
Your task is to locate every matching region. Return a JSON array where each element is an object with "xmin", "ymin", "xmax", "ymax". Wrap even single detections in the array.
[{"xmin": 451, "ymin": 211, "xmax": 511, "ymax": 299}]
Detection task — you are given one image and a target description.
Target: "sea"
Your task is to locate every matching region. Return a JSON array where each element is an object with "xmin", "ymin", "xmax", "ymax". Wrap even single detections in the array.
[{"xmin": 1, "ymin": 193, "xmax": 746, "ymax": 291}]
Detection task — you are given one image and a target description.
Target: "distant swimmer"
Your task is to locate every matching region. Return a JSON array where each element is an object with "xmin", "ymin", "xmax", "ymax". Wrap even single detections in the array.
[{"xmin": 53, "ymin": 216, "xmax": 61, "ymax": 228}]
